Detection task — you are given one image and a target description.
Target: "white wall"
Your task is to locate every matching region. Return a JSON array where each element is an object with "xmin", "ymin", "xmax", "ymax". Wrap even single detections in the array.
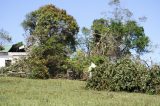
[
  {"xmin": 8, "ymin": 52, "xmax": 27, "ymax": 56},
  {"xmin": 8, "ymin": 52, "xmax": 27, "ymax": 64},
  {"xmin": 0, "ymin": 55, "xmax": 12, "ymax": 67},
  {"xmin": 0, "ymin": 52, "xmax": 27, "ymax": 68},
  {"xmin": 0, "ymin": 58, "xmax": 6, "ymax": 67}
]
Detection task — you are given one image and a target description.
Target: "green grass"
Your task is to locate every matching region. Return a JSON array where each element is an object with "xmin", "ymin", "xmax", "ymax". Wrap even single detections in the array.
[{"xmin": 0, "ymin": 77, "xmax": 160, "ymax": 106}]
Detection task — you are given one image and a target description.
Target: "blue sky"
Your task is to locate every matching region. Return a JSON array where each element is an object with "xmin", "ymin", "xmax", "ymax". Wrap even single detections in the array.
[{"xmin": 0, "ymin": 0, "xmax": 160, "ymax": 63}]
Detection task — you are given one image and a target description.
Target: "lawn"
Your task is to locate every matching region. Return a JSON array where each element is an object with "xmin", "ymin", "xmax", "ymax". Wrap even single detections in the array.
[{"xmin": 0, "ymin": 77, "xmax": 160, "ymax": 106}]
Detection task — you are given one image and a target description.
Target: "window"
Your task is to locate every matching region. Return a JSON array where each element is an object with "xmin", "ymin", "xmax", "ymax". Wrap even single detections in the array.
[{"xmin": 5, "ymin": 60, "xmax": 12, "ymax": 67}]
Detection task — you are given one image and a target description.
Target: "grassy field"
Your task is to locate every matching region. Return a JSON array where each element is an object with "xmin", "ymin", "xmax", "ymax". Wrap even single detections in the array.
[{"xmin": 0, "ymin": 77, "xmax": 160, "ymax": 106}]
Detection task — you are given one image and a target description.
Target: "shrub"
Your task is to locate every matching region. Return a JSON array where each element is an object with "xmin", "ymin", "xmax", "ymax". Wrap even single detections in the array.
[
  {"xmin": 0, "ymin": 58, "xmax": 30, "ymax": 77},
  {"xmin": 0, "ymin": 56, "xmax": 49, "ymax": 79},
  {"xmin": 24, "ymin": 42, "xmax": 68, "ymax": 79},
  {"xmin": 89, "ymin": 55, "xmax": 105, "ymax": 65},
  {"xmin": 27, "ymin": 57, "xmax": 49, "ymax": 79},
  {"xmin": 66, "ymin": 51, "xmax": 89, "ymax": 79},
  {"xmin": 86, "ymin": 57, "xmax": 160, "ymax": 94}
]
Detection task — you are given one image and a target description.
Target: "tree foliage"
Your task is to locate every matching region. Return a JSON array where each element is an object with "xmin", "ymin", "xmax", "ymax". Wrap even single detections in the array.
[
  {"xmin": 86, "ymin": 56, "xmax": 160, "ymax": 94},
  {"xmin": 85, "ymin": 0, "xmax": 154, "ymax": 94},
  {"xmin": 22, "ymin": 4, "xmax": 79, "ymax": 50},
  {"xmin": 90, "ymin": 0, "xmax": 149, "ymax": 58},
  {"xmin": 0, "ymin": 29, "xmax": 12, "ymax": 50},
  {"xmin": 78, "ymin": 27, "xmax": 92, "ymax": 56},
  {"xmin": 21, "ymin": 4, "xmax": 79, "ymax": 78},
  {"xmin": 91, "ymin": 19, "xmax": 149, "ymax": 57}
]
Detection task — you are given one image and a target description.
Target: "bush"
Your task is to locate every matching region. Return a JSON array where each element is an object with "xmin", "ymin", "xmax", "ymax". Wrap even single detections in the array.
[
  {"xmin": 27, "ymin": 57, "xmax": 49, "ymax": 79},
  {"xmin": 0, "ymin": 58, "xmax": 30, "ymax": 77},
  {"xmin": 24, "ymin": 42, "xmax": 67, "ymax": 79},
  {"xmin": 86, "ymin": 57, "xmax": 160, "ymax": 94},
  {"xmin": 66, "ymin": 52, "xmax": 106, "ymax": 80},
  {"xmin": 66, "ymin": 51, "xmax": 89, "ymax": 79},
  {"xmin": 0, "ymin": 56, "xmax": 49, "ymax": 79}
]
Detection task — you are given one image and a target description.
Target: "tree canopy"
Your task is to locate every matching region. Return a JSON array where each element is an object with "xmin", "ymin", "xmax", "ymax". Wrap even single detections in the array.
[
  {"xmin": 88, "ymin": 0, "xmax": 150, "ymax": 58},
  {"xmin": 21, "ymin": 4, "xmax": 79, "ymax": 78},
  {"xmin": 22, "ymin": 4, "xmax": 79, "ymax": 51},
  {"xmin": 91, "ymin": 19, "xmax": 149, "ymax": 57},
  {"xmin": 0, "ymin": 29, "xmax": 12, "ymax": 50}
]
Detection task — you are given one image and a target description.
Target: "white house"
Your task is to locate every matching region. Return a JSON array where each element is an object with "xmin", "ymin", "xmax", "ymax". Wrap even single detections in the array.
[{"xmin": 0, "ymin": 44, "xmax": 27, "ymax": 68}]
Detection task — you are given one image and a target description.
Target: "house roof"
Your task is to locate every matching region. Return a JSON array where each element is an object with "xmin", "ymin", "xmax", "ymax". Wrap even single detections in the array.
[
  {"xmin": 0, "ymin": 42, "xmax": 26, "ymax": 53},
  {"xmin": 0, "ymin": 45, "xmax": 12, "ymax": 52}
]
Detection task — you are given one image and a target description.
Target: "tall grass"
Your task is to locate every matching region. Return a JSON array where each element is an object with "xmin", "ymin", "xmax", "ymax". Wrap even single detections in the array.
[{"xmin": 0, "ymin": 77, "xmax": 160, "ymax": 106}]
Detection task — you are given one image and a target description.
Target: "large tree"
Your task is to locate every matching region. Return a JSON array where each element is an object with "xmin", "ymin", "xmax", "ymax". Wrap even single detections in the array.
[
  {"xmin": 22, "ymin": 4, "xmax": 79, "ymax": 78},
  {"xmin": 90, "ymin": 0, "xmax": 149, "ymax": 58},
  {"xmin": 22, "ymin": 4, "xmax": 79, "ymax": 51}
]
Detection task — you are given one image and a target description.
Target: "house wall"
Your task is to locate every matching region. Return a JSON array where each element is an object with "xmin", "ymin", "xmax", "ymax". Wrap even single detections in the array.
[
  {"xmin": 8, "ymin": 52, "xmax": 27, "ymax": 63},
  {"xmin": 8, "ymin": 52, "xmax": 27, "ymax": 56},
  {"xmin": 0, "ymin": 55, "xmax": 12, "ymax": 67},
  {"xmin": 0, "ymin": 58, "xmax": 6, "ymax": 67},
  {"xmin": 0, "ymin": 52, "xmax": 27, "ymax": 68}
]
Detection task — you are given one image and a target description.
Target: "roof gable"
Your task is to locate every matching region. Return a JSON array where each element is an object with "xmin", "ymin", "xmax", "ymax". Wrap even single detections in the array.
[{"xmin": 0, "ymin": 42, "xmax": 26, "ymax": 52}]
